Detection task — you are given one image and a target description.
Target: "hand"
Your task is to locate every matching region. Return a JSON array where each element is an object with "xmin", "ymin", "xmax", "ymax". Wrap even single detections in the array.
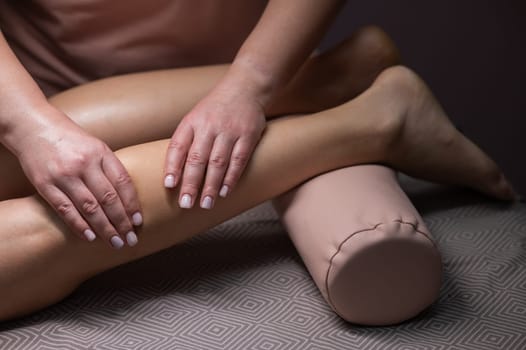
[
  {"xmin": 15, "ymin": 116, "xmax": 143, "ymax": 249},
  {"xmin": 164, "ymin": 80, "xmax": 266, "ymax": 209}
]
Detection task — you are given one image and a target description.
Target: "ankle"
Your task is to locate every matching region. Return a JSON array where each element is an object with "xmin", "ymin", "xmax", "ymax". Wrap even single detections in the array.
[{"xmin": 357, "ymin": 67, "xmax": 412, "ymax": 160}]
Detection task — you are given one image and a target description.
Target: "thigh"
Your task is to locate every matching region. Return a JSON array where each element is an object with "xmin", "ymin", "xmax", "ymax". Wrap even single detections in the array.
[
  {"xmin": 0, "ymin": 65, "xmax": 229, "ymax": 199},
  {"xmin": 49, "ymin": 65, "xmax": 228, "ymax": 149}
]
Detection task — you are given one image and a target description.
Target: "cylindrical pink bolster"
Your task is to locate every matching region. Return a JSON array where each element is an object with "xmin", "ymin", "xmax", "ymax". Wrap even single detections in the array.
[{"xmin": 273, "ymin": 165, "xmax": 442, "ymax": 326}]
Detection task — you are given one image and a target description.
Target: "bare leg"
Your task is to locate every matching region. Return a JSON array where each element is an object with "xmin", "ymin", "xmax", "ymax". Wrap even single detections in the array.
[
  {"xmin": 0, "ymin": 66, "xmax": 513, "ymax": 321},
  {"xmin": 0, "ymin": 26, "xmax": 400, "ymax": 199}
]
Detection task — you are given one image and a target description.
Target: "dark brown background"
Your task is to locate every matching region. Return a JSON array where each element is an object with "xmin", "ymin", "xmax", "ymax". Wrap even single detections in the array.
[{"xmin": 321, "ymin": 0, "xmax": 526, "ymax": 195}]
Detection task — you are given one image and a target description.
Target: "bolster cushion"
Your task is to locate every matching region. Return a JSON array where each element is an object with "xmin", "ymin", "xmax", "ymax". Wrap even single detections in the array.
[{"xmin": 273, "ymin": 165, "xmax": 442, "ymax": 326}]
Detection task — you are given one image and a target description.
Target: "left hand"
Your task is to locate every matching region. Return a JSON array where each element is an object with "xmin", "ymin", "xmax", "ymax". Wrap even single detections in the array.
[{"xmin": 164, "ymin": 78, "xmax": 267, "ymax": 209}]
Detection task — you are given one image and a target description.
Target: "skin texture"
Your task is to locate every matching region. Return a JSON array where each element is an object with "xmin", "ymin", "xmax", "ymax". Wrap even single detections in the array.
[
  {"xmin": 0, "ymin": 27, "xmax": 399, "ymax": 203},
  {"xmin": 0, "ymin": 63, "xmax": 514, "ymax": 322},
  {"xmin": 0, "ymin": 0, "xmax": 344, "ymax": 246},
  {"xmin": 164, "ymin": 0, "xmax": 345, "ymax": 209},
  {"xmin": 0, "ymin": 32, "xmax": 142, "ymax": 248}
]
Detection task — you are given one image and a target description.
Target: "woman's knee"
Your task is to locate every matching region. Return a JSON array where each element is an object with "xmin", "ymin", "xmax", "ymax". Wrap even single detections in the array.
[{"xmin": 0, "ymin": 196, "xmax": 78, "ymax": 321}]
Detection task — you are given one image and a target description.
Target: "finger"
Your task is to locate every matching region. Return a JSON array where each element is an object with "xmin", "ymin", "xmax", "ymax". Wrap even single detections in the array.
[
  {"xmin": 199, "ymin": 135, "xmax": 234, "ymax": 209},
  {"xmin": 102, "ymin": 154, "xmax": 143, "ymax": 228},
  {"xmin": 40, "ymin": 185, "xmax": 97, "ymax": 243},
  {"xmin": 178, "ymin": 133, "xmax": 214, "ymax": 209},
  {"xmin": 58, "ymin": 178, "xmax": 125, "ymax": 249},
  {"xmin": 220, "ymin": 137, "xmax": 256, "ymax": 198},
  {"xmin": 164, "ymin": 124, "xmax": 194, "ymax": 189},
  {"xmin": 84, "ymin": 164, "xmax": 138, "ymax": 247}
]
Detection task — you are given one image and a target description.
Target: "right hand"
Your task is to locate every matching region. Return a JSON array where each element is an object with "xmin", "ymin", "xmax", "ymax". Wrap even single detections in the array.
[{"xmin": 14, "ymin": 115, "xmax": 142, "ymax": 249}]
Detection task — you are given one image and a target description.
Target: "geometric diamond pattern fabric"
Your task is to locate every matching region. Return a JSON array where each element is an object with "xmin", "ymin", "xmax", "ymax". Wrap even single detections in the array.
[{"xmin": 1, "ymin": 176, "xmax": 526, "ymax": 350}]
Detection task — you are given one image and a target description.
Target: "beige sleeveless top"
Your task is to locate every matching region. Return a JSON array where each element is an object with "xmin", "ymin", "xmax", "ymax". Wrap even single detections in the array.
[{"xmin": 0, "ymin": 0, "xmax": 268, "ymax": 96}]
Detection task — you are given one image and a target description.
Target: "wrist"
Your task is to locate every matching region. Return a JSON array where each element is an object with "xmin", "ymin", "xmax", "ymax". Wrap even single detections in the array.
[
  {"xmin": 226, "ymin": 57, "xmax": 279, "ymax": 106},
  {"xmin": 1, "ymin": 102, "xmax": 67, "ymax": 156}
]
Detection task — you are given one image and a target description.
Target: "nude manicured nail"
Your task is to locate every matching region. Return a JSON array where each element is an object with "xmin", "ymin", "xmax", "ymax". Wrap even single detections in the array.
[
  {"xmin": 126, "ymin": 231, "xmax": 138, "ymax": 247},
  {"xmin": 110, "ymin": 235, "xmax": 125, "ymax": 249},
  {"xmin": 201, "ymin": 196, "xmax": 213, "ymax": 209},
  {"xmin": 180, "ymin": 194, "xmax": 192, "ymax": 208},
  {"xmin": 219, "ymin": 185, "xmax": 229, "ymax": 198},
  {"xmin": 164, "ymin": 174, "xmax": 176, "ymax": 188},
  {"xmin": 132, "ymin": 212, "xmax": 143, "ymax": 226},
  {"xmin": 83, "ymin": 229, "xmax": 96, "ymax": 242}
]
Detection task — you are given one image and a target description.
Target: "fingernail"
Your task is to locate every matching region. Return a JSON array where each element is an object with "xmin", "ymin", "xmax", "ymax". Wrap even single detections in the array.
[
  {"xmin": 201, "ymin": 196, "xmax": 213, "ymax": 209},
  {"xmin": 164, "ymin": 174, "xmax": 175, "ymax": 188},
  {"xmin": 132, "ymin": 212, "xmax": 143, "ymax": 226},
  {"xmin": 83, "ymin": 229, "xmax": 96, "ymax": 242},
  {"xmin": 180, "ymin": 194, "xmax": 192, "ymax": 208},
  {"xmin": 126, "ymin": 231, "xmax": 138, "ymax": 247},
  {"xmin": 219, "ymin": 185, "xmax": 229, "ymax": 198},
  {"xmin": 110, "ymin": 235, "xmax": 125, "ymax": 249}
]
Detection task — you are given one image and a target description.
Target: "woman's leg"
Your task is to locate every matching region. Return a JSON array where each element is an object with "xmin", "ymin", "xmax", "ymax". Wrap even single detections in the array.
[
  {"xmin": 0, "ymin": 66, "xmax": 512, "ymax": 321},
  {"xmin": 0, "ymin": 26, "xmax": 400, "ymax": 199}
]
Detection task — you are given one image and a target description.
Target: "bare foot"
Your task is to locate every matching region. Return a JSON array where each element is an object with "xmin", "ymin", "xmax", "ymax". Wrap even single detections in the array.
[
  {"xmin": 268, "ymin": 26, "xmax": 401, "ymax": 116},
  {"xmin": 358, "ymin": 66, "xmax": 515, "ymax": 200}
]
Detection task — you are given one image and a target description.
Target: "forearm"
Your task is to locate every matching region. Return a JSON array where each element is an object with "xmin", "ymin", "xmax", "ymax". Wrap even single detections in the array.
[
  {"xmin": 229, "ymin": 0, "xmax": 345, "ymax": 103},
  {"xmin": 166, "ymin": 1, "xmax": 344, "ymax": 204},
  {"xmin": 0, "ymin": 32, "xmax": 63, "ymax": 154}
]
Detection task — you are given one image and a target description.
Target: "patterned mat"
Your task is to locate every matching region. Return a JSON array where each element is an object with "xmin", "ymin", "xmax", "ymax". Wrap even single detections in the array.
[{"xmin": 1, "ymin": 177, "xmax": 525, "ymax": 350}]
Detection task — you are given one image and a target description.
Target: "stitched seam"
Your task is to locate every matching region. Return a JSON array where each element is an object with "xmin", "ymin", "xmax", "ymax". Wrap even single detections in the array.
[
  {"xmin": 324, "ymin": 220, "xmax": 439, "ymax": 317},
  {"xmin": 393, "ymin": 219, "xmax": 440, "ymax": 251},
  {"xmin": 325, "ymin": 223, "xmax": 383, "ymax": 316}
]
